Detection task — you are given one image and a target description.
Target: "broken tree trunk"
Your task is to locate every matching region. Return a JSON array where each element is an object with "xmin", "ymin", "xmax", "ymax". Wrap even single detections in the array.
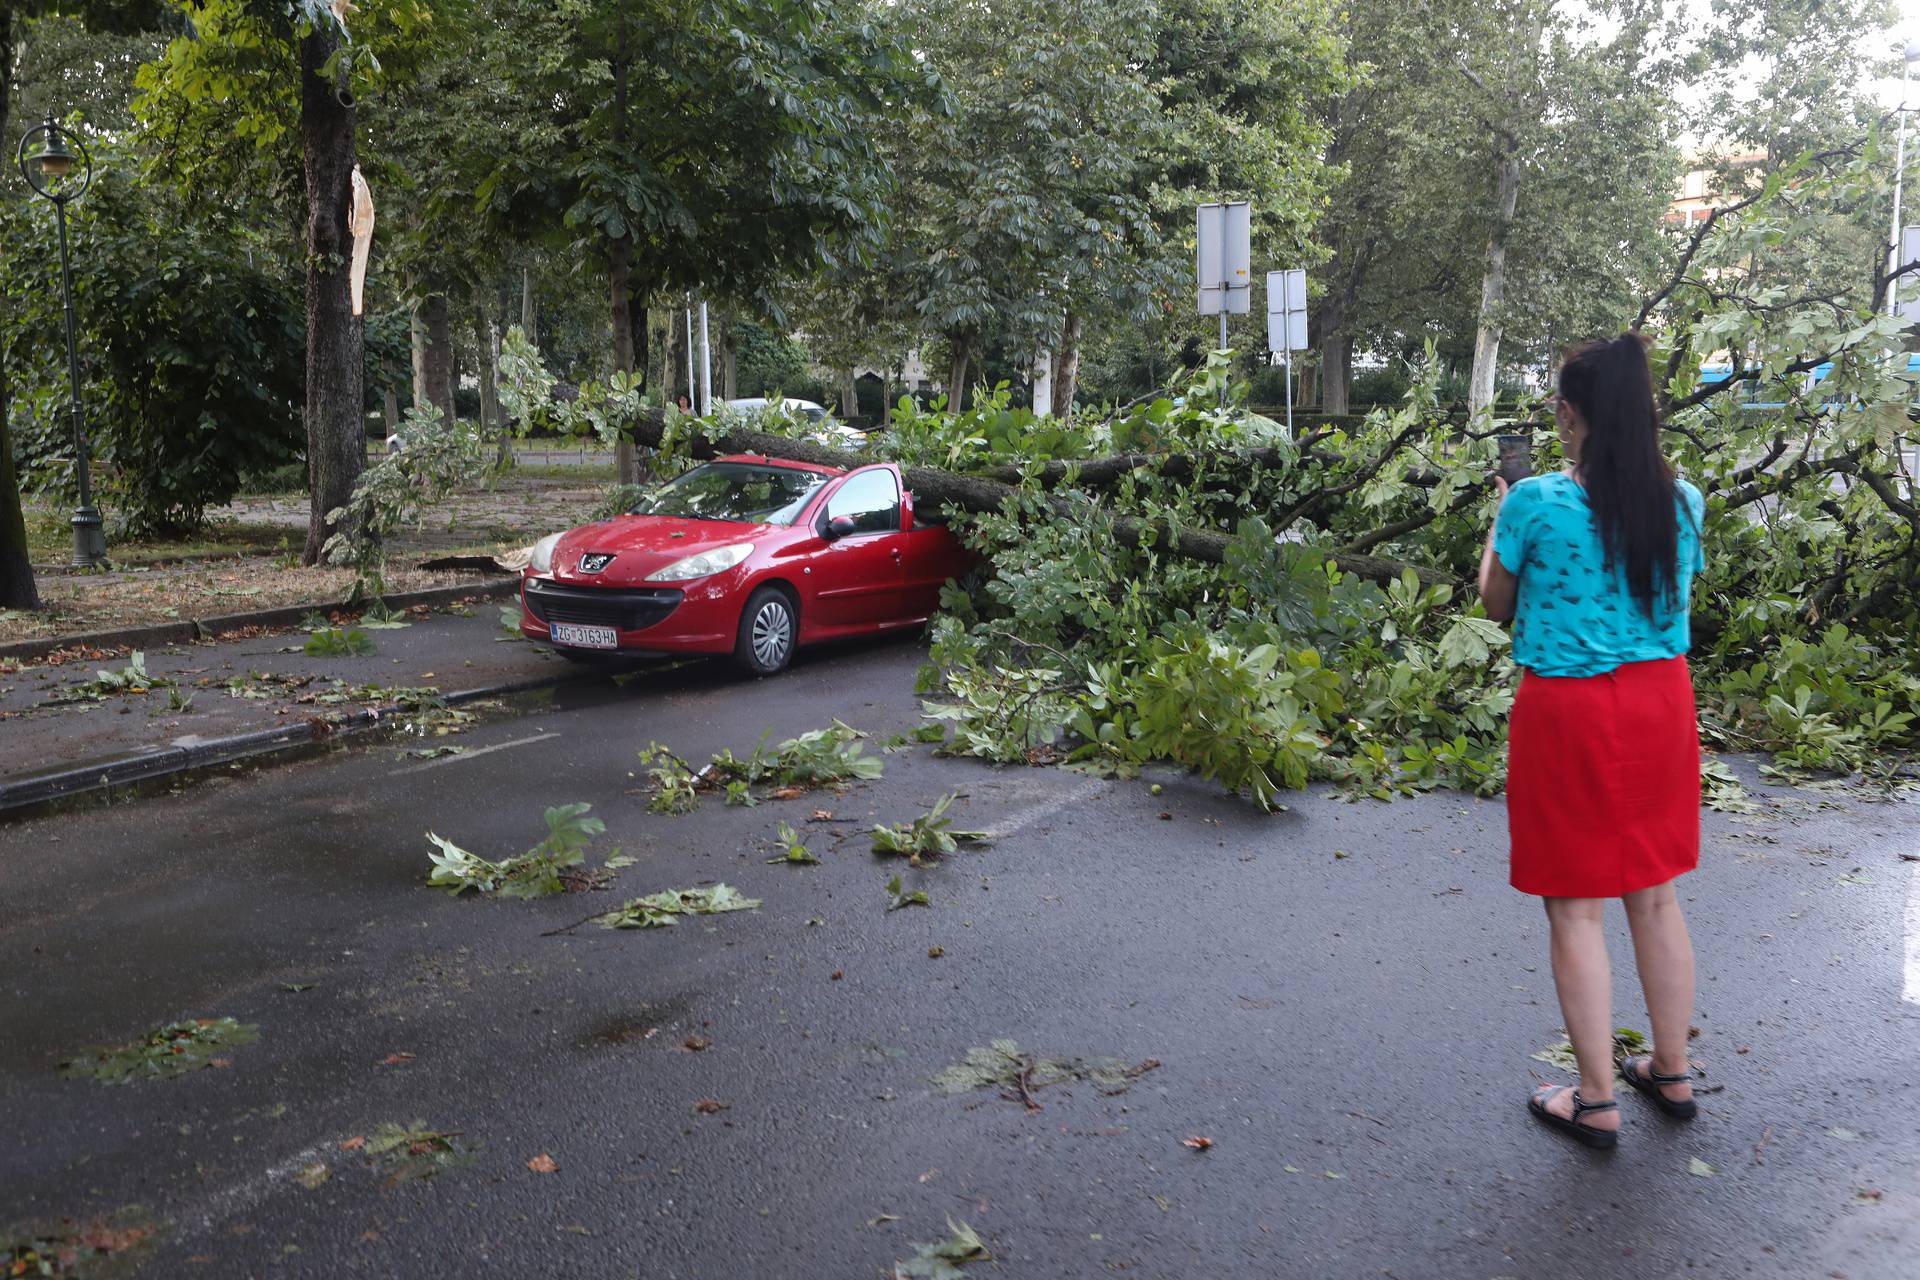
[{"xmin": 614, "ymin": 409, "xmax": 1454, "ymax": 588}]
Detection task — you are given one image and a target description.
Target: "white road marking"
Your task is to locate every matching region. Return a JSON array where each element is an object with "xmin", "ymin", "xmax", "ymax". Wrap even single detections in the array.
[
  {"xmin": 186, "ymin": 1137, "xmax": 336, "ymax": 1236},
  {"xmin": 987, "ymin": 776, "xmax": 1111, "ymax": 839},
  {"xmin": 1904, "ymin": 864, "xmax": 1920, "ymax": 1006},
  {"xmin": 396, "ymin": 731, "xmax": 557, "ymax": 774}
]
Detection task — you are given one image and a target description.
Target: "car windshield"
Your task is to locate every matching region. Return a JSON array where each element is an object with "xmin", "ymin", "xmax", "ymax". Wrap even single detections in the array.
[{"xmin": 627, "ymin": 462, "xmax": 828, "ymax": 525}]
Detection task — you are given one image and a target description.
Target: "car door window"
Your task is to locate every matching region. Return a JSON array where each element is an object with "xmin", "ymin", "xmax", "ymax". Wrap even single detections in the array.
[{"xmin": 826, "ymin": 469, "xmax": 899, "ymax": 535}]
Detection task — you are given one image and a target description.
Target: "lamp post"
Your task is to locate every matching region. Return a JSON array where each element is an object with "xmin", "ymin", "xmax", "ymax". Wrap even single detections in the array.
[
  {"xmin": 1888, "ymin": 43, "xmax": 1920, "ymax": 319},
  {"xmin": 16, "ymin": 113, "xmax": 105, "ymax": 568}
]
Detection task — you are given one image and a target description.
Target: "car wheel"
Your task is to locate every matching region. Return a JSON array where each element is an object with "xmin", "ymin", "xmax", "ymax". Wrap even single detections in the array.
[{"xmin": 734, "ymin": 586, "xmax": 796, "ymax": 675}]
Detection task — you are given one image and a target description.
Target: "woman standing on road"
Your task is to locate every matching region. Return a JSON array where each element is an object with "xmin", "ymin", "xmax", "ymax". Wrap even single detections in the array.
[{"xmin": 1477, "ymin": 333, "xmax": 1708, "ymax": 1150}]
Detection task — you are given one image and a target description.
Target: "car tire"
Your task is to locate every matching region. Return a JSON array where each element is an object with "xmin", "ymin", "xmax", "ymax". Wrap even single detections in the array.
[{"xmin": 734, "ymin": 586, "xmax": 797, "ymax": 676}]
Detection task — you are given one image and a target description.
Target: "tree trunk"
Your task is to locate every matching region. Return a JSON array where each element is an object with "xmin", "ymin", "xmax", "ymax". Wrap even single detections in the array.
[
  {"xmin": 416, "ymin": 293, "xmax": 455, "ymax": 423},
  {"xmin": 609, "ymin": 233, "xmax": 637, "ymax": 485},
  {"xmin": 611, "ymin": 408, "xmax": 1451, "ymax": 589},
  {"xmin": 719, "ymin": 313, "xmax": 737, "ymax": 399},
  {"xmin": 410, "ymin": 309, "xmax": 426, "ymax": 410},
  {"xmin": 947, "ymin": 341, "xmax": 971, "ymax": 413},
  {"xmin": 0, "ymin": 12, "xmax": 39, "ymax": 608},
  {"xmin": 299, "ymin": 20, "xmax": 365, "ymax": 566},
  {"xmin": 1051, "ymin": 312, "xmax": 1083, "ymax": 420},
  {"xmin": 1317, "ymin": 290, "xmax": 1351, "ymax": 415},
  {"xmin": 1468, "ymin": 144, "xmax": 1521, "ymax": 415},
  {"xmin": 663, "ymin": 307, "xmax": 682, "ymax": 409},
  {"xmin": 477, "ymin": 305, "xmax": 508, "ymax": 466},
  {"xmin": 609, "ymin": 50, "xmax": 637, "ymax": 485},
  {"xmin": 840, "ymin": 369, "xmax": 860, "ymax": 420},
  {"xmin": 381, "ymin": 382, "xmax": 399, "ymax": 435},
  {"xmin": 520, "ymin": 265, "xmax": 536, "ymax": 345}
]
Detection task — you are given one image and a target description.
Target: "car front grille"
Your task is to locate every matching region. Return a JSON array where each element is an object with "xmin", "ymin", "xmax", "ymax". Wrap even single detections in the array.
[{"xmin": 524, "ymin": 579, "xmax": 683, "ymax": 632}]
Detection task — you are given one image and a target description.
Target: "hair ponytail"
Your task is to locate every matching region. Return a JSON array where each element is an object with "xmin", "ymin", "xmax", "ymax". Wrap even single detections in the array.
[{"xmin": 1558, "ymin": 333, "xmax": 1680, "ymax": 618}]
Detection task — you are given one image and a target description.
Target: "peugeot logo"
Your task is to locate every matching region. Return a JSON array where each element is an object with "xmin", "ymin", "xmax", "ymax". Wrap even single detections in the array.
[{"xmin": 578, "ymin": 553, "xmax": 615, "ymax": 573}]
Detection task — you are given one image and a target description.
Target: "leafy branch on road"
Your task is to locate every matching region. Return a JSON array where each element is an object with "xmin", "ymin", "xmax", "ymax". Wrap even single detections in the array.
[
  {"xmin": 885, "ymin": 874, "xmax": 930, "ymax": 911},
  {"xmin": 47, "ymin": 652, "xmax": 177, "ymax": 705},
  {"xmin": 56, "ymin": 1018, "xmax": 259, "ymax": 1085},
  {"xmin": 871, "ymin": 793, "xmax": 990, "ymax": 865},
  {"xmin": 583, "ymin": 883, "xmax": 762, "ymax": 929},
  {"xmin": 931, "ymin": 1039, "xmax": 1161, "ymax": 1112},
  {"xmin": 303, "ymin": 626, "xmax": 375, "ymax": 657},
  {"xmin": 425, "ymin": 803, "xmax": 607, "ymax": 898},
  {"xmin": 639, "ymin": 721, "xmax": 885, "ymax": 814},
  {"xmin": 894, "ymin": 1218, "xmax": 990, "ymax": 1280},
  {"xmin": 766, "ymin": 822, "xmax": 819, "ymax": 865}
]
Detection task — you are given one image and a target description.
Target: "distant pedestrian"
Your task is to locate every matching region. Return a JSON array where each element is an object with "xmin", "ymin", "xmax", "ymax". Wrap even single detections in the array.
[
  {"xmin": 676, "ymin": 393, "xmax": 693, "ymax": 415},
  {"xmin": 1477, "ymin": 333, "xmax": 1707, "ymax": 1149}
]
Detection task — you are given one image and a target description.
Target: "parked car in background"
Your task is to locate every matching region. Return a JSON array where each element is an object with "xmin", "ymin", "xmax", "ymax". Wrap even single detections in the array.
[
  {"xmin": 519, "ymin": 455, "xmax": 972, "ymax": 675},
  {"xmin": 721, "ymin": 396, "xmax": 868, "ymax": 450}
]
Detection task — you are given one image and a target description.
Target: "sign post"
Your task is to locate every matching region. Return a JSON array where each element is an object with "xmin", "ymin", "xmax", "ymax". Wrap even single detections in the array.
[
  {"xmin": 1896, "ymin": 225, "xmax": 1920, "ymax": 324},
  {"xmin": 1266, "ymin": 269, "xmax": 1308, "ymax": 435},
  {"xmin": 1197, "ymin": 202, "xmax": 1251, "ymax": 403}
]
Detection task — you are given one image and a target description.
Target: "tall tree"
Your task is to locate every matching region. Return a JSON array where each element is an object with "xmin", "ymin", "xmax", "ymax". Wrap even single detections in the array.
[
  {"xmin": 468, "ymin": 0, "xmax": 928, "ymax": 451},
  {"xmin": 134, "ymin": 0, "xmax": 439, "ymax": 561},
  {"xmin": 0, "ymin": 0, "xmax": 168, "ymax": 606}
]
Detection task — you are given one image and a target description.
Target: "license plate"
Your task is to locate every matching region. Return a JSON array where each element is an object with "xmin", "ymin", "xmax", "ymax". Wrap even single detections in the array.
[{"xmin": 550, "ymin": 622, "xmax": 618, "ymax": 649}]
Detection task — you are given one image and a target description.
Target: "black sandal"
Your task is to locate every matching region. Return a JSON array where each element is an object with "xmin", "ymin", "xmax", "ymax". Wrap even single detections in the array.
[
  {"xmin": 1620, "ymin": 1055, "xmax": 1698, "ymax": 1120},
  {"xmin": 1528, "ymin": 1085, "xmax": 1620, "ymax": 1149}
]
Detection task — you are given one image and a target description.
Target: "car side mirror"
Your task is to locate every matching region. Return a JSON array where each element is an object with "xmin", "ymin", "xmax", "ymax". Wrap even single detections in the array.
[{"xmin": 825, "ymin": 514, "xmax": 857, "ymax": 540}]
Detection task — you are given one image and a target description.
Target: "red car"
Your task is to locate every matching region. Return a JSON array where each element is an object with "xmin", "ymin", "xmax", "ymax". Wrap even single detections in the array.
[{"xmin": 519, "ymin": 455, "xmax": 974, "ymax": 674}]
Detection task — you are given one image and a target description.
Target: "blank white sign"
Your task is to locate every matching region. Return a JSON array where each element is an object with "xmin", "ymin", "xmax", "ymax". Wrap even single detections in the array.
[
  {"xmin": 1197, "ymin": 202, "xmax": 1252, "ymax": 315},
  {"xmin": 1266, "ymin": 269, "xmax": 1308, "ymax": 351}
]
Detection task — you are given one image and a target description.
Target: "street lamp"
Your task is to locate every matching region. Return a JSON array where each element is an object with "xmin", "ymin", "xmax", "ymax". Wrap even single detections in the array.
[
  {"xmin": 1888, "ymin": 43, "xmax": 1920, "ymax": 320},
  {"xmin": 15, "ymin": 113, "xmax": 105, "ymax": 568}
]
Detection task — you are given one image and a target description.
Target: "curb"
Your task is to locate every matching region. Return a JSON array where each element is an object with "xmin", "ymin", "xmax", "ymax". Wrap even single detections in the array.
[
  {"xmin": 0, "ymin": 578, "xmax": 519, "ymax": 665},
  {"xmin": 0, "ymin": 667, "xmax": 585, "ymax": 818}
]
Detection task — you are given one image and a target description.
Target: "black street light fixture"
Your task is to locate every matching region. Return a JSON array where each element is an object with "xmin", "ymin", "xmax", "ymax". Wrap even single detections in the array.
[{"xmin": 16, "ymin": 113, "xmax": 105, "ymax": 569}]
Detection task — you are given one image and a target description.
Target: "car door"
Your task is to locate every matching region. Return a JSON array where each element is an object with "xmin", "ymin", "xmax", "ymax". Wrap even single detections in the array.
[{"xmin": 808, "ymin": 466, "xmax": 907, "ymax": 631}]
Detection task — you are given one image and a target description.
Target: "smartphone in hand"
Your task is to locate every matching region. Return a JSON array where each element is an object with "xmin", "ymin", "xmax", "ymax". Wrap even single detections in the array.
[{"xmin": 1496, "ymin": 434, "xmax": 1532, "ymax": 487}]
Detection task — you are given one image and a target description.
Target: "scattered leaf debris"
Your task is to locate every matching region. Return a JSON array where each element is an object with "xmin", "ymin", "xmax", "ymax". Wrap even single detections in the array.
[
  {"xmin": 693, "ymin": 1098, "xmax": 730, "ymax": 1115},
  {"xmin": 362, "ymin": 1122, "xmax": 473, "ymax": 1184},
  {"xmin": 932, "ymin": 1040, "xmax": 1160, "ymax": 1111},
  {"xmin": 591, "ymin": 884, "xmax": 762, "ymax": 929},
  {"xmin": 1, "ymin": 1206, "xmax": 160, "ymax": 1278},
  {"xmin": 57, "ymin": 1018, "xmax": 259, "ymax": 1085},
  {"xmin": 526, "ymin": 1154, "xmax": 559, "ymax": 1174},
  {"xmin": 1183, "ymin": 1136, "xmax": 1214, "ymax": 1152},
  {"xmin": 894, "ymin": 1218, "xmax": 989, "ymax": 1280}
]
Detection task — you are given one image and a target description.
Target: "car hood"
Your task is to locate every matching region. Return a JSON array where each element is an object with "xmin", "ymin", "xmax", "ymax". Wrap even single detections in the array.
[{"xmin": 547, "ymin": 516, "xmax": 772, "ymax": 585}]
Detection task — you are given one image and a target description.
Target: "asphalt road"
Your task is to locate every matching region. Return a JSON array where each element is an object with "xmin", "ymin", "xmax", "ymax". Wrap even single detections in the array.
[{"xmin": 2, "ymin": 636, "xmax": 1916, "ymax": 1279}]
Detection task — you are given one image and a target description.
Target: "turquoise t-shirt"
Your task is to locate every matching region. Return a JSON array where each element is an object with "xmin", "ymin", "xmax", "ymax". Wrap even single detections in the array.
[{"xmin": 1493, "ymin": 471, "xmax": 1705, "ymax": 678}]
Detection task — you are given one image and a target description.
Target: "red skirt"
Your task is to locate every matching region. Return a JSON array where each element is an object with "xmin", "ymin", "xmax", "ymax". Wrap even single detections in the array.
[{"xmin": 1507, "ymin": 655, "xmax": 1700, "ymax": 897}]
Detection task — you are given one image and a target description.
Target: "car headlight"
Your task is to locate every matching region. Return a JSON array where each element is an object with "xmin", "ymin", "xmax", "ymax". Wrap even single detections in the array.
[
  {"xmin": 648, "ymin": 543, "xmax": 754, "ymax": 582},
  {"xmin": 530, "ymin": 532, "xmax": 563, "ymax": 574}
]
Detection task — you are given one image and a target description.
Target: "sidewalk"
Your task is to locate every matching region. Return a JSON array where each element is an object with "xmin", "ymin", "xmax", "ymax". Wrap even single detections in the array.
[{"xmin": 0, "ymin": 596, "xmax": 589, "ymax": 813}]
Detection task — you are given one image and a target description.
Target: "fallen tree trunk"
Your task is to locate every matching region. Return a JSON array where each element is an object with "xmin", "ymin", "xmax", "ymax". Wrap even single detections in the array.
[{"xmin": 619, "ymin": 409, "xmax": 1458, "ymax": 588}]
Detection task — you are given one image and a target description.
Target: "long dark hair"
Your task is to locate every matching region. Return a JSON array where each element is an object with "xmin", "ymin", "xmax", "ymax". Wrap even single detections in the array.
[{"xmin": 1557, "ymin": 333, "xmax": 1680, "ymax": 618}]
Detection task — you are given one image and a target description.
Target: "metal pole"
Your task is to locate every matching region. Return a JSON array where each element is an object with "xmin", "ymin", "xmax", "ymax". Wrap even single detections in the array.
[
  {"xmin": 698, "ymin": 301, "xmax": 712, "ymax": 417},
  {"xmin": 1218, "ymin": 310, "xmax": 1229, "ymax": 408},
  {"xmin": 1891, "ymin": 52, "xmax": 1912, "ymax": 318},
  {"xmin": 1281, "ymin": 309, "xmax": 1294, "ymax": 437},
  {"xmin": 54, "ymin": 197, "xmax": 104, "ymax": 567},
  {"xmin": 685, "ymin": 300, "xmax": 694, "ymax": 406}
]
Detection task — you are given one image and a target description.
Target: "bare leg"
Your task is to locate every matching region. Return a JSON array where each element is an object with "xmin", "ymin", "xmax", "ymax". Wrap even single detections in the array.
[
  {"xmin": 1540, "ymin": 896, "xmax": 1619, "ymax": 1127},
  {"xmin": 1622, "ymin": 879, "xmax": 1695, "ymax": 1102}
]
